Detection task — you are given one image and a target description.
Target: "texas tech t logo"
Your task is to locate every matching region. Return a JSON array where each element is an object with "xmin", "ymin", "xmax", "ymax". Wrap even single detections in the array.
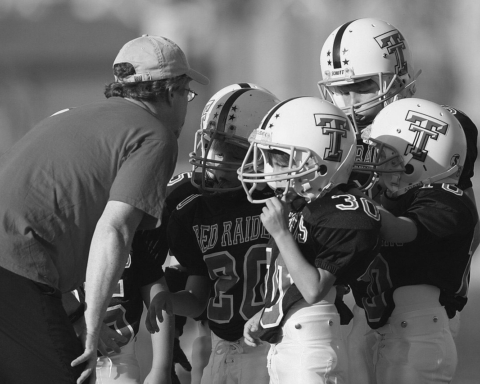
[
  {"xmin": 404, "ymin": 111, "xmax": 449, "ymax": 162},
  {"xmin": 375, "ymin": 30, "xmax": 408, "ymax": 76},
  {"xmin": 314, "ymin": 114, "xmax": 349, "ymax": 162}
]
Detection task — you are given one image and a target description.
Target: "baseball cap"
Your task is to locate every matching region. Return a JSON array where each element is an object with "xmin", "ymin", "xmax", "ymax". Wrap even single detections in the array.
[{"xmin": 113, "ymin": 34, "xmax": 209, "ymax": 85}]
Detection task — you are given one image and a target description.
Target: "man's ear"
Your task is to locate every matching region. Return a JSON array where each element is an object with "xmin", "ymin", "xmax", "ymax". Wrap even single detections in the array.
[{"xmin": 165, "ymin": 88, "xmax": 175, "ymax": 106}]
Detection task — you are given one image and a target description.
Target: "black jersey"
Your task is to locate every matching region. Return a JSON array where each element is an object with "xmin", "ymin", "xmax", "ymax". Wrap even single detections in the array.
[
  {"xmin": 167, "ymin": 188, "xmax": 274, "ymax": 341},
  {"xmin": 359, "ymin": 184, "xmax": 478, "ymax": 329},
  {"xmin": 259, "ymin": 187, "xmax": 381, "ymax": 339},
  {"xmin": 103, "ymin": 172, "xmax": 199, "ymax": 346},
  {"xmin": 441, "ymin": 105, "xmax": 478, "ymax": 190}
]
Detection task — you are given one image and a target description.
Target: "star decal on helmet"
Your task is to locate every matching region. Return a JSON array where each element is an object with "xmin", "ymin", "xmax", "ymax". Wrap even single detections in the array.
[
  {"xmin": 343, "ymin": 59, "xmax": 349, "ymax": 65},
  {"xmin": 327, "ymin": 60, "xmax": 332, "ymax": 66},
  {"xmin": 217, "ymin": 104, "xmax": 223, "ymax": 109},
  {"xmin": 213, "ymin": 112, "xmax": 219, "ymax": 119},
  {"xmin": 327, "ymin": 50, "xmax": 331, "ymax": 56},
  {"xmin": 229, "ymin": 114, "xmax": 236, "ymax": 121},
  {"xmin": 275, "ymin": 114, "xmax": 280, "ymax": 119},
  {"xmin": 232, "ymin": 105, "xmax": 238, "ymax": 112},
  {"xmin": 269, "ymin": 123, "xmax": 274, "ymax": 128},
  {"xmin": 342, "ymin": 48, "xmax": 348, "ymax": 54}
]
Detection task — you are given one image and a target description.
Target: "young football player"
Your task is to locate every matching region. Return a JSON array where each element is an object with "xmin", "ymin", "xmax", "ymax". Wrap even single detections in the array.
[
  {"xmin": 145, "ymin": 84, "xmax": 280, "ymax": 384},
  {"xmin": 356, "ymin": 98, "xmax": 477, "ymax": 383},
  {"xmin": 95, "ymin": 83, "xmax": 276, "ymax": 384},
  {"xmin": 317, "ymin": 17, "xmax": 477, "ymax": 203},
  {"xmin": 239, "ymin": 97, "xmax": 382, "ymax": 384},
  {"xmin": 317, "ymin": 17, "xmax": 479, "ymax": 383}
]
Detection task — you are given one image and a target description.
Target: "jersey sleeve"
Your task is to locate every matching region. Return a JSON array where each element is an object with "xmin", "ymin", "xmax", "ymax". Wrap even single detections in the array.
[
  {"xmin": 404, "ymin": 187, "xmax": 475, "ymax": 239},
  {"xmin": 313, "ymin": 225, "xmax": 379, "ymax": 277},
  {"xmin": 130, "ymin": 227, "xmax": 166, "ymax": 287},
  {"xmin": 167, "ymin": 210, "xmax": 208, "ymax": 276}
]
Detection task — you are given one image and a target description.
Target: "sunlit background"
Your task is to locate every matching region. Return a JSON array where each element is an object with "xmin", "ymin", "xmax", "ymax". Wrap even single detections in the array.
[{"xmin": 1, "ymin": 0, "xmax": 479, "ymax": 382}]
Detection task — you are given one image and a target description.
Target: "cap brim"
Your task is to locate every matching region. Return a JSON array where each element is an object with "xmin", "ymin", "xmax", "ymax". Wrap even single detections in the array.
[{"xmin": 186, "ymin": 68, "xmax": 209, "ymax": 85}]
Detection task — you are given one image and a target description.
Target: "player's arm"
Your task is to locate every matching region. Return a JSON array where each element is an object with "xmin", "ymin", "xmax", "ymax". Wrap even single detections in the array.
[
  {"xmin": 354, "ymin": 190, "xmax": 418, "ymax": 244},
  {"xmin": 261, "ymin": 197, "xmax": 336, "ymax": 304},
  {"xmin": 141, "ymin": 276, "xmax": 173, "ymax": 384},
  {"xmin": 464, "ymin": 187, "xmax": 480, "ymax": 254},
  {"xmin": 145, "ymin": 275, "xmax": 210, "ymax": 333},
  {"xmin": 376, "ymin": 205, "xmax": 418, "ymax": 243},
  {"xmin": 72, "ymin": 200, "xmax": 145, "ymax": 384}
]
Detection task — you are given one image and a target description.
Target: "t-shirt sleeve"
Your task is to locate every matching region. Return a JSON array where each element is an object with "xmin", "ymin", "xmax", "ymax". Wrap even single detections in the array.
[
  {"xmin": 167, "ymin": 211, "xmax": 208, "ymax": 276},
  {"xmin": 110, "ymin": 137, "xmax": 178, "ymax": 228}
]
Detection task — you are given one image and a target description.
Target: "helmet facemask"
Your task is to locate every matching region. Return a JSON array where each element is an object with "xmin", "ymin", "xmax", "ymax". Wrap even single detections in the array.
[
  {"xmin": 189, "ymin": 85, "xmax": 280, "ymax": 193},
  {"xmin": 190, "ymin": 126, "xmax": 250, "ymax": 192},
  {"xmin": 318, "ymin": 71, "xmax": 420, "ymax": 133}
]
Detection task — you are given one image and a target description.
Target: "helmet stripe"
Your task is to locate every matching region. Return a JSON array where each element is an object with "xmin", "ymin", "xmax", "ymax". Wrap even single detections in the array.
[
  {"xmin": 217, "ymin": 88, "xmax": 252, "ymax": 133},
  {"xmin": 259, "ymin": 97, "xmax": 306, "ymax": 131},
  {"xmin": 333, "ymin": 20, "xmax": 356, "ymax": 69},
  {"xmin": 237, "ymin": 83, "xmax": 252, "ymax": 88}
]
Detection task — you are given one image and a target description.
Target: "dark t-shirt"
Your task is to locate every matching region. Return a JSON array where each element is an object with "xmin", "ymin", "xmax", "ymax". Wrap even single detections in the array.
[
  {"xmin": 359, "ymin": 184, "xmax": 478, "ymax": 329},
  {"xmin": 0, "ymin": 97, "xmax": 178, "ymax": 292}
]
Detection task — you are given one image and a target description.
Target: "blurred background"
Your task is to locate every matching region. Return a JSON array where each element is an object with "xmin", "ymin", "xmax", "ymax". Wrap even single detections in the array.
[{"xmin": 1, "ymin": 0, "xmax": 479, "ymax": 382}]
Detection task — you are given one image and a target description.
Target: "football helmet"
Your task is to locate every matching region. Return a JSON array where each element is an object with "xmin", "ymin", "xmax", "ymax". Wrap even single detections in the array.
[
  {"xmin": 355, "ymin": 98, "xmax": 466, "ymax": 197},
  {"xmin": 318, "ymin": 18, "xmax": 421, "ymax": 132},
  {"xmin": 238, "ymin": 97, "xmax": 356, "ymax": 203},
  {"xmin": 190, "ymin": 83, "xmax": 280, "ymax": 192}
]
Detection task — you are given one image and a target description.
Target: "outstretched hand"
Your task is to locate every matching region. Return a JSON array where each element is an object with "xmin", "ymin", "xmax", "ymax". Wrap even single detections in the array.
[{"xmin": 145, "ymin": 291, "xmax": 173, "ymax": 333}]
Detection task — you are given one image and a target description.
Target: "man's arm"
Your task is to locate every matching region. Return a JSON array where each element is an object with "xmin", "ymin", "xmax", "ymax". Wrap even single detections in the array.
[
  {"xmin": 142, "ymin": 276, "xmax": 174, "ymax": 384},
  {"xmin": 71, "ymin": 200, "xmax": 145, "ymax": 384}
]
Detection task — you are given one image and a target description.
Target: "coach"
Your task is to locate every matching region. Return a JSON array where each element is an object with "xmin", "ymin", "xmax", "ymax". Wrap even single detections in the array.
[{"xmin": 0, "ymin": 35, "xmax": 208, "ymax": 383}]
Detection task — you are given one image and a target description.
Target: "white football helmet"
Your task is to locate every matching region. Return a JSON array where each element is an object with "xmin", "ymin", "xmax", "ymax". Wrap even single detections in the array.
[
  {"xmin": 355, "ymin": 98, "xmax": 466, "ymax": 197},
  {"xmin": 318, "ymin": 18, "xmax": 421, "ymax": 133},
  {"xmin": 190, "ymin": 83, "xmax": 280, "ymax": 192},
  {"xmin": 238, "ymin": 97, "xmax": 356, "ymax": 203}
]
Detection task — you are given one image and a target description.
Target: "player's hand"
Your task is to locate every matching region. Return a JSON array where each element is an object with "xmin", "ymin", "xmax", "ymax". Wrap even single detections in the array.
[
  {"xmin": 260, "ymin": 197, "xmax": 290, "ymax": 239},
  {"xmin": 243, "ymin": 310, "xmax": 264, "ymax": 347},
  {"xmin": 97, "ymin": 322, "xmax": 128, "ymax": 355},
  {"xmin": 71, "ymin": 329, "xmax": 98, "ymax": 384},
  {"xmin": 145, "ymin": 291, "xmax": 173, "ymax": 333}
]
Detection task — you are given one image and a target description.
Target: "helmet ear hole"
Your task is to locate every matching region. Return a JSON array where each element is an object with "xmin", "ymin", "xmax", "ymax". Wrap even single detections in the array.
[
  {"xmin": 318, "ymin": 164, "xmax": 328, "ymax": 175},
  {"xmin": 405, "ymin": 163, "xmax": 414, "ymax": 175}
]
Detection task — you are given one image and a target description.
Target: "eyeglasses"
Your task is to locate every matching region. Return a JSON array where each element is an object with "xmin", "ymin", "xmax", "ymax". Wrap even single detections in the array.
[{"xmin": 185, "ymin": 88, "xmax": 198, "ymax": 102}]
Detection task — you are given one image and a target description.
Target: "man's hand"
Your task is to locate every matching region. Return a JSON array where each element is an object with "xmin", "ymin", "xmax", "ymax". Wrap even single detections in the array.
[
  {"xmin": 71, "ymin": 330, "xmax": 99, "ymax": 384},
  {"xmin": 145, "ymin": 291, "xmax": 174, "ymax": 333},
  {"xmin": 72, "ymin": 316, "xmax": 128, "ymax": 356},
  {"xmin": 243, "ymin": 310, "xmax": 264, "ymax": 347}
]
